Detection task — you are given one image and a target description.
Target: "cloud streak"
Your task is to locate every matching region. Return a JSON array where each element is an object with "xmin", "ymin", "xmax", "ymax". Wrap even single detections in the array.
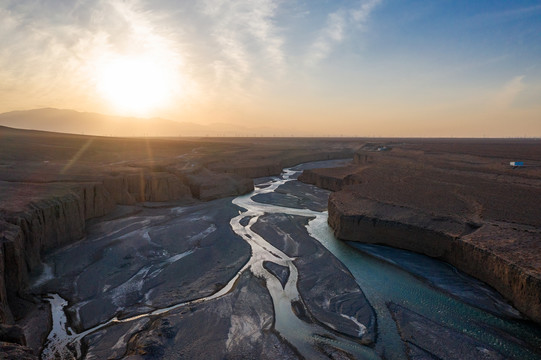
[
  {"xmin": 199, "ymin": 0, "xmax": 285, "ymax": 100},
  {"xmin": 493, "ymin": 75, "xmax": 526, "ymax": 110},
  {"xmin": 306, "ymin": 0, "xmax": 381, "ymax": 66},
  {"xmin": 469, "ymin": 4, "xmax": 541, "ymax": 26},
  {"xmin": 0, "ymin": 0, "xmax": 189, "ymax": 113},
  {"xmin": 307, "ymin": 9, "xmax": 347, "ymax": 66}
]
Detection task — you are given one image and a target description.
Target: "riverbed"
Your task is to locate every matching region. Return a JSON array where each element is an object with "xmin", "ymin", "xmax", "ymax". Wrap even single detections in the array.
[{"xmin": 36, "ymin": 160, "xmax": 541, "ymax": 359}]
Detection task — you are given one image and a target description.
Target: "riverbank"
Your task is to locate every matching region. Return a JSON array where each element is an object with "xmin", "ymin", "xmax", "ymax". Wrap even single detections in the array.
[{"xmin": 299, "ymin": 139, "xmax": 541, "ymax": 324}]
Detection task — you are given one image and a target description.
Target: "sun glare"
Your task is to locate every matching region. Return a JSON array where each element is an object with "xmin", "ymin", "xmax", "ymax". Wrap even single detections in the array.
[{"xmin": 96, "ymin": 55, "xmax": 179, "ymax": 116}]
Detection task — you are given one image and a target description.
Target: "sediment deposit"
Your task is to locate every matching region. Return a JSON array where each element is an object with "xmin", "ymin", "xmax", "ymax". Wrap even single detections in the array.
[{"xmin": 300, "ymin": 139, "xmax": 541, "ymax": 323}]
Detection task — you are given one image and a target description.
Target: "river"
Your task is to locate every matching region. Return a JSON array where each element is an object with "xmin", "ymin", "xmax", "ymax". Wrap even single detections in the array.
[{"xmin": 39, "ymin": 159, "xmax": 541, "ymax": 359}]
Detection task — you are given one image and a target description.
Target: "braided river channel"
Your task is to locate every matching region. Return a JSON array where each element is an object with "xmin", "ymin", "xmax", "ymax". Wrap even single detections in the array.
[{"xmin": 37, "ymin": 160, "xmax": 541, "ymax": 359}]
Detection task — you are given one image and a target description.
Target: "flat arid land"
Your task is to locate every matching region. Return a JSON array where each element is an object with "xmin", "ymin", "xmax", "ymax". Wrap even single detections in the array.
[{"xmin": 1, "ymin": 127, "xmax": 541, "ymax": 359}]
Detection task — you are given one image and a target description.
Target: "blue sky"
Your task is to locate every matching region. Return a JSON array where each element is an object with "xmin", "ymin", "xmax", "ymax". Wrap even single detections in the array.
[{"xmin": 0, "ymin": 0, "xmax": 540, "ymax": 136}]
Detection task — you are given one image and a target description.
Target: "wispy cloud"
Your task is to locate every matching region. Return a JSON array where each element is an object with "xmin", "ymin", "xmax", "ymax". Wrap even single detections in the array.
[
  {"xmin": 469, "ymin": 4, "xmax": 541, "ymax": 26},
  {"xmin": 351, "ymin": 0, "xmax": 382, "ymax": 24},
  {"xmin": 0, "ymin": 0, "xmax": 188, "ymax": 112},
  {"xmin": 199, "ymin": 0, "xmax": 285, "ymax": 99},
  {"xmin": 306, "ymin": 0, "xmax": 381, "ymax": 66},
  {"xmin": 0, "ymin": 1, "xmax": 105, "ymax": 108},
  {"xmin": 307, "ymin": 9, "xmax": 347, "ymax": 66},
  {"xmin": 493, "ymin": 75, "xmax": 526, "ymax": 109}
]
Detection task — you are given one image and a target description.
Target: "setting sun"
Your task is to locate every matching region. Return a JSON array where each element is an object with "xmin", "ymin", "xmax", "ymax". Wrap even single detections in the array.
[{"xmin": 96, "ymin": 55, "xmax": 179, "ymax": 116}]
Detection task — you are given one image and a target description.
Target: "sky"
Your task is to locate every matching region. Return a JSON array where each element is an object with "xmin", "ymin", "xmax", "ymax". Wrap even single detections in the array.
[{"xmin": 0, "ymin": 0, "xmax": 540, "ymax": 137}]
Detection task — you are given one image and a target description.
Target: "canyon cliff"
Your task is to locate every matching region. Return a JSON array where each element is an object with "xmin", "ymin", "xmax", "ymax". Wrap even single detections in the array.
[{"xmin": 300, "ymin": 140, "xmax": 541, "ymax": 324}]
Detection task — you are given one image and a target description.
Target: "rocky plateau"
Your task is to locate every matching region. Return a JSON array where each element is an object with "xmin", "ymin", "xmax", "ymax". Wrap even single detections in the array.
[{"xmin": 299, "ymin": 139, "xmax": 541, "ymax": 324}]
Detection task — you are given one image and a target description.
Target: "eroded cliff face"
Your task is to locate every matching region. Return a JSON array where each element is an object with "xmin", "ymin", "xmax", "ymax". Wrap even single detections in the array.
[
  {"xmin": 316, "ymin": 143, "xmax": 541, "ymax": 324},
  {"xmin": 328, "ymin": 193, "xmax": 541, "ymax": 323},
  {"xmin": 297, "ymin": 166, "xmax": 361, "ymax": 192},
  {"xmin": 0, "ymin": 170, "xmax": 197, "ymax": 324},
  {"xmin": 1, "ymin": 192, "xmax": 85, "ymax": 321},
  {"xmin": 327, "ymin": 196, "xmax": 464, "ymax": 258},
  {"xmin": 0, "ymin": 225, "xmax": 16, "ymax": 323},
  {"xmin": 454, "ymin": 225, "xmax": 541, "ymax": 323},
  {"xmin": 179, "ymin": 167, "xmax": 254, "ymax": 201}
]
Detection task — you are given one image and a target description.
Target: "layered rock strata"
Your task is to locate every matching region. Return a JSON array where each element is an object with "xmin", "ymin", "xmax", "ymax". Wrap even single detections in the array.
[
  {"xmin": 328, "ymin": 193, "xmax": 541, "ymax": 323},
  {"xmin": 300, "ymin": 140, "xmax": 541, "ymax": 324},
  {"xmin": 0, "ymin": 175, "xmax": 189, "ymax": 321}
]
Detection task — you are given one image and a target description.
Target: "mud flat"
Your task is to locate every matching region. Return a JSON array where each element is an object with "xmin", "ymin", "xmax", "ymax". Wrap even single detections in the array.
[{"xmin": 300, "ymin": 139, "xmax": 541, "ymax": 323}]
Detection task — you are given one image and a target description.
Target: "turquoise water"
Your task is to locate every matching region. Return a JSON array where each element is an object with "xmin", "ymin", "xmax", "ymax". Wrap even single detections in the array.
[
  {"xmin": 293, "ymin": 162, "xmax": 541, "ymax": 359},
  {"xmin": 311, "ymin": 220, "xmax": 541, "ymax": 359}
]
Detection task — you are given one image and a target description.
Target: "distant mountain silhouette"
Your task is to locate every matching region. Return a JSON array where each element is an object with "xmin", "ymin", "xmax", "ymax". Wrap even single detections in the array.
[{"xmin": 0, "ymin": 108, "xmax": 274, "ymax": 137}]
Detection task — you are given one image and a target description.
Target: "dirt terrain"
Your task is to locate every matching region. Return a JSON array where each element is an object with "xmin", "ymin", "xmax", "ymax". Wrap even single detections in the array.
[
  {"xmin": 0, "ymin": 125, "xmax": 359, "ymax": 358},
  {"xmin": 299, "ymin": 138, "xmax": 541, "ymax": 323},
  {"xmin": 2, "ymin": 126, "xmax": 541, "ymax": 359}
]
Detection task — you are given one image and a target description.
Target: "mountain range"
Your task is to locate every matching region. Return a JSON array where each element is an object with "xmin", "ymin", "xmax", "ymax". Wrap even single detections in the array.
[{"xmin": 0, "ymin": 108, "xmax": 280, "ymax": 137}]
